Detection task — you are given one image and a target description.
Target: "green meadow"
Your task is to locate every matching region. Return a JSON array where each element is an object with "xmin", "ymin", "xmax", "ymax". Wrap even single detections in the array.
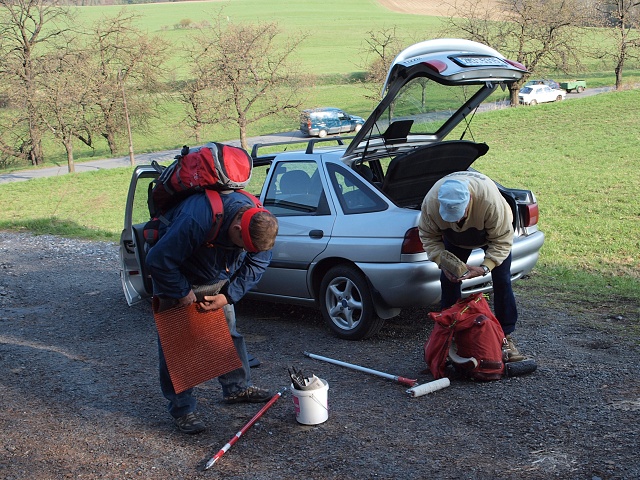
[
  {"xmin": 1, "ymin": 0, "xmax": 638, "ymax": 323},
  {"xmin": 2, "ymin": 0, "xmax": 638, "ymax": 167},
  {"xmin": 1, "ymin": 90, "xmax": 639, "ymax": 321}
]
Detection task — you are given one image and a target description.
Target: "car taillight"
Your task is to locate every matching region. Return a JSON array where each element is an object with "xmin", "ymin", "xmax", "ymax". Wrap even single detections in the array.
[
  {"xmin": 504, "ymin": 58, "xmax": 527, "ymax": 71},
  {"xmin": 523, "ymin": 203, "xmax": 539, "ymax": 227},
  {"xmin": 423, "ymin": 60, "xmax": 447, "ymax": 73},
  {"xmin": 401, "ymin": 227, "xmax": 424, "ymax": 254}
]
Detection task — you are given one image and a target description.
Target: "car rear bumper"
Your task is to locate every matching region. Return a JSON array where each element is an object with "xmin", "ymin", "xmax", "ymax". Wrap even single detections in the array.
[{"xmin": 361, "ymin": 230, "xmax": 545, "ymax": 309}]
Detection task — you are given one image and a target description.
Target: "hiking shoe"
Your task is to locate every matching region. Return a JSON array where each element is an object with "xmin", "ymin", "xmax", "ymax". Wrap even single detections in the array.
[
  {"xmin": 503, "ymin": 335, "xmax": 526, "ymax": 362},
  {"xmin": 223, "ymin": 386, "xmax": 272, "ymax": 404},
  {"xmin": 174, "ymin": 412, "xmax": 206, "ymax": 434}
]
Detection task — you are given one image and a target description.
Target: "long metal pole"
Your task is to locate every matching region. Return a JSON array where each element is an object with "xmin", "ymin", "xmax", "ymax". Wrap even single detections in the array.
[
  {"xmin": 304, "ymin": 351, "xmax": 417, "ymax": 387},
  {"xmin": 204, "ymin": 389, "xmax": 285, "ymax": 470},
  {"xmin": 119, "ymin": 70, "xmax": 135, "ymax": 166}
]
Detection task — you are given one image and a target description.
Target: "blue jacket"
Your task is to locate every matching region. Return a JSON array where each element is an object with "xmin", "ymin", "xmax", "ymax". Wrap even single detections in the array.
[{"xmin": 146, "ymin": 191, "xmax": 272, "ymax": 304}]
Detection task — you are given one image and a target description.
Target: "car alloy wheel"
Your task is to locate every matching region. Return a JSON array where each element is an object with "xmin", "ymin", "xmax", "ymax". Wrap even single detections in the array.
[
  {"xmin": 319, "ymin": 265, "xmax": 383, "ymax": 340},
  {"xmin": 318, "ymin": 129, "xmax": 328, "ymax": 138}
]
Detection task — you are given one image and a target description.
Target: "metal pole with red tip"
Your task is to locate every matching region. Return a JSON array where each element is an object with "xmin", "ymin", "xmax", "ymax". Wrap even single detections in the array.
[
  {"xmin": 303, "ymin": 352, "xmax": 418, "ymax": 387},
  {"xmin": 204, "ymin": 388, "xmax": 285, "ymax": 470}
]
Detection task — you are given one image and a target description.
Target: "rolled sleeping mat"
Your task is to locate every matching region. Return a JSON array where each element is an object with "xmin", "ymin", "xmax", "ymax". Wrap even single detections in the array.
[{"xmin": 504, "ymin": 359, "xmax": 537, "ymax": 377}]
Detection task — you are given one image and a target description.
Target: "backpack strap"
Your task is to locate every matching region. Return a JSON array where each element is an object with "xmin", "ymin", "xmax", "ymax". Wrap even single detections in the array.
[
  {"xmin": 203, "ymin": 189, "xmax": 262, "ymax": 243},
  {"xmin": 236, "ymin": 189, "xmax": 262, "ymax": 208},
  {"xmin": 204, "ymin": 190, "xmax": 225, "ymax": 243}
]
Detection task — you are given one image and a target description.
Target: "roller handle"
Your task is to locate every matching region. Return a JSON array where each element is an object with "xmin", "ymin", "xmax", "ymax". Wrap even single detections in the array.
[{"xmin": 396, "ymin": 376, "xmax": 419, "ymax": 387}]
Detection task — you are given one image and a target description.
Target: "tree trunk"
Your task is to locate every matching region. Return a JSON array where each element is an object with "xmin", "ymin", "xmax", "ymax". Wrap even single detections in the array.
[
  {"xmin": 65, "ymin": 137, "xmax": 75, "ymax": 173},
  {"xmin": 102, "ymin": 129, "xmax": 118, "ymax": 155},
  {"xmin": 27, "ymin": 108, "xmax": 44, "ymax": 166},
  {"xmin": 239, "ymin": 121, "xmax": 248, "ymax": 152},
  {"xmin": 614, "ymin": 61, "xmax": 624, "ymax": 90},
  {"xmin": 509, "ymin": 87, "xmax": 520, "ymax": 107}
]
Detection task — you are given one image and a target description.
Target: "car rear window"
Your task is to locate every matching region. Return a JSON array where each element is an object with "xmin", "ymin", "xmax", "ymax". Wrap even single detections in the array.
[{"xmin": 327, "ymin": 164, "xmax": 387, "ymax": 215}]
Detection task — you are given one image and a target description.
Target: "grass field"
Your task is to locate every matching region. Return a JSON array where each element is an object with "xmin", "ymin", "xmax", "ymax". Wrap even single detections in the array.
[
  {"xmin": 3, "ymin": 0, "xmax": 639, "ymax": 168},
  {"xmin": 1, "ymin": 89, "xmax": 638, "ymax": 321},
  {"xmin": 1, "ymin": 1, "xmax": 638, "ymax": 323}
]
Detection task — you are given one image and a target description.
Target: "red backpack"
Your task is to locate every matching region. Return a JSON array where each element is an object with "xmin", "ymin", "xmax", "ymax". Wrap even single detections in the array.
[
  {"xmin": 424, "ymin": 293, "xmax": 506, "ymax": 381},
  {"xmin": 143, "ymin": 143, "xmax": 258, "ymax": 245}
]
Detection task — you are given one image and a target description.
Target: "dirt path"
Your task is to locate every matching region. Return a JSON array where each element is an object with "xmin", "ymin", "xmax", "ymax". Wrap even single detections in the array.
[
  {"xmin": 1, "ymin": 231, "xmax": 639, "ymax": 479},
  {"xmin": 377, "ymin": 0, "xmax": 500, "ymax": 16}
]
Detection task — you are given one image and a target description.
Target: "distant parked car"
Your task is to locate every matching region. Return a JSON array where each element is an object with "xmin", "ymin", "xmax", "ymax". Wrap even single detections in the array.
[
  {"xmin": 120, "ymin": 39, "xmax": 545, "ymax": 340},
  {"xmin": 519, "ymin": 84, "xmax": 566, "ymax": 105},
  {"xmin": 525, "ymin": 78, "xmax": 561, "ymax": 90},
  {"xmin": 559, "ymin": 80, "xmax": 586, "ymax": 93},
  {"xmin": 300, "ymin": 107, "xmax": 364, "ymax": 138}
]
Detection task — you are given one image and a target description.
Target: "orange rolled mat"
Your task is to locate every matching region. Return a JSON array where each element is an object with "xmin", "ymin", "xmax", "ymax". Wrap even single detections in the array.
[{"xmin": 153, "ymin": 298, "xmax": 242, "ymax": 394}]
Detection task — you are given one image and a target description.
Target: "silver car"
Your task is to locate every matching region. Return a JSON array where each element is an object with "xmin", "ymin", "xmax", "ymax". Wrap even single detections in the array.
[{"xmin": 120, "ymin": 38, "xmax": 544, "ymax": 340}]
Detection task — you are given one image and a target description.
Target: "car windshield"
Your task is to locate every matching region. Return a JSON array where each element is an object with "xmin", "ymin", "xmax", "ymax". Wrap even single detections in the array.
[{"xmin": 520, "ymin": 86, "xmax": 533, "ymax": 94}]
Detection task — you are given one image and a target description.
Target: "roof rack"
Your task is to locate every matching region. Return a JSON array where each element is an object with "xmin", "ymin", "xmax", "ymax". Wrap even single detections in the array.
[{"xmin": 250, "ymin": 136, "xmax": 351, "ymax": 164}]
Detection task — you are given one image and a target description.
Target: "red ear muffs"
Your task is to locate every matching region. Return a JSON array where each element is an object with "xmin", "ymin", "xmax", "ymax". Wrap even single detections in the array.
[{"xmin": 241, "ymin": 207, "xmax": 269, "ymax": 253}]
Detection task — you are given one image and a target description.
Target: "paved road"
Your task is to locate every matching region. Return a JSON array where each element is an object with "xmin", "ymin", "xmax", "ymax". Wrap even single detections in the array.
[
  {"xmin": 0, "ymin": 131, "xmax": 307, "ymax": 185},
  {"xmin": 0, "ymin": 86, "xmax": 613, "ymax": 185}
]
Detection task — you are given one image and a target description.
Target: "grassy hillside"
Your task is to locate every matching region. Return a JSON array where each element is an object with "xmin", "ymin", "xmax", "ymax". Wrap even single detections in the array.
[
  {"xmin": 1, "ymin": 0, "xmax": 636, "ymax": 168},
  {"xmin": 74, "ymin": 0, "xmax": 445, "ymax": 76},
  {"xmin": 1, "ymin": 90, "xmax": 638, "ymax": 315}
]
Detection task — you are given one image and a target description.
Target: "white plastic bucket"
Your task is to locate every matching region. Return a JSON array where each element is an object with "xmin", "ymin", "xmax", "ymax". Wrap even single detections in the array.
[{"xmin": 290, "ymin": 378, "xmax": 329, "ymax": 425}]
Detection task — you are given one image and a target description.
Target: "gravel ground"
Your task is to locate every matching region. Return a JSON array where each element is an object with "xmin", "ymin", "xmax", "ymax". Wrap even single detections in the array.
[{"xmin": 1, "ymin": 231, "xmax": 638, "ymax": 479}]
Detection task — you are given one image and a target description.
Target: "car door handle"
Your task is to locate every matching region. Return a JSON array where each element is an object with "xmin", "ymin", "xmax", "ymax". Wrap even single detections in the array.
[{"xmin": 309, "ymin": 229, "xmax": 324, "ymax": 239}]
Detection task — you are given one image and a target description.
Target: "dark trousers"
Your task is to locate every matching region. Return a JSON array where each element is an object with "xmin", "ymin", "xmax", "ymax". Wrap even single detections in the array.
[{"xmin": 440, "ymin": 239, "xmax": 518, "ymax": 335}]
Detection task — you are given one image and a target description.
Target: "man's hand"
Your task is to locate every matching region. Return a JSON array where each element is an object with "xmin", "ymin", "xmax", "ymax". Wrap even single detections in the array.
[
  {"xmin": 177, "ymin": 290, "xmax": 197, "ymax": 306},
  {"xmin": 466, "ymin": 265, "xmax": 487, "ymax": 279},
  {"xmin": 198, "ymin": 293, "xmax": 229, "ymax": 311},
  {"xmin": 442, "ymin": 265, "xmax": 486, "ymax": 283}
]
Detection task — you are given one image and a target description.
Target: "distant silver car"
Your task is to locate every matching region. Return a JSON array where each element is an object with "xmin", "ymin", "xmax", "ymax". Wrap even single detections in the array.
[{"xmin": 120, "ymin": 38, "xmax": 544, "ymax": 340}]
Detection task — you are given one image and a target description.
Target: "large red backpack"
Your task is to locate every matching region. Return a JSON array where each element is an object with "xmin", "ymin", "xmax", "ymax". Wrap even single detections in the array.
[
  {"xmin": 424, "ymin": 293, "xmax": 506, "ymax": 381},
  {"xmin": 143, "ymin": 142, "xmax": 259, "ymax": 246}
]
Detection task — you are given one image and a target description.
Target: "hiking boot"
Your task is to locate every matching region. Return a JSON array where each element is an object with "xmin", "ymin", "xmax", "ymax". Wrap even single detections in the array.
[
  {"xmin": 223, "ymin": 386, "xmax": 272, "ymax": 404},
  {"xmin": 174, "ymin": 412, "xmax": 206, "ymax": 434},
  {"xmin": 503, "ymin": 335, "xmax": 526, "ymax": 362}
]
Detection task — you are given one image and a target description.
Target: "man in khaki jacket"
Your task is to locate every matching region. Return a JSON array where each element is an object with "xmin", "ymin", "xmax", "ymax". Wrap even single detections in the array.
[{"xmin": 419, "ymin": 171, "xmax": 525, "ymax": 361}]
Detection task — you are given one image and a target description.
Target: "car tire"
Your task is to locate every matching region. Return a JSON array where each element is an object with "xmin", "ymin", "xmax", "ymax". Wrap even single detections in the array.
[
  {"xmin": 529, "ymin": 99, "xmax": 537, "ymax": 106},
  {"xmin": 576, "ymin": 86, "xmax": 584, "ymax": 93},
  {"xmin": 319, "ymin": 265, "xmax": 384, "ymax": 340},
  {"xmin": 354, "ymin": 124, "xmax": 362, "ymax": 133},
  {"xmin": 318, "ymin": 129, "xmax": 328, "ymax": 138},
  {"xmin": 555, "ymin": 95, "xmax": 563, "ymax": 101}
]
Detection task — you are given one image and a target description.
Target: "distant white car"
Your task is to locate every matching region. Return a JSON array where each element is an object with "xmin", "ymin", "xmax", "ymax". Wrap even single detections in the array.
[{"xmin": 518, "ymin": 84, "xmax": 566, "ymax": 105}]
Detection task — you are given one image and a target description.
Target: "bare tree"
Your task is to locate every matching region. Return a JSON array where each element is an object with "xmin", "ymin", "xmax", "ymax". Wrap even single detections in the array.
[
  {"xmin": 0, "ymin": 0, "xmax": 73, "ymax": 165},
  {"xmin": 181, "ymin": 15, "xmax": 308, "ymax": 150},
  {"xmin": 442, "ymin": 0, "xmax": 590, "ymax": 105},
  {"xmin": 592, "ymin": 0, "xmax": 640, "ymax": 89},
  {"xmin": 37, "ymin": 48, "xmax": 98, "ymax": 173},
  {"xmin": 358, "ymin": 26, "xmax": 404, "ymax": 101},
  {"xmin": 180, "ymin": 54, "xmax": 222, "ymax": 144},
  {"xmin": 88, "ymin": 9, "xmax": 168, "ymax": 155}
]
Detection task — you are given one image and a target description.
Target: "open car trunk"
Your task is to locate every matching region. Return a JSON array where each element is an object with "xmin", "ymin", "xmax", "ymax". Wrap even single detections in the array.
[{"xmin": 380, "ymin": 140, "xmax": 489, "ymax": 209}]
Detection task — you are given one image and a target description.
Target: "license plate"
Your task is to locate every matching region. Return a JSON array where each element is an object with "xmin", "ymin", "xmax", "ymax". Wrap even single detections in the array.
[{"xmin": 451, "ymin": 55, "xmax": 506, "ymax": 67}]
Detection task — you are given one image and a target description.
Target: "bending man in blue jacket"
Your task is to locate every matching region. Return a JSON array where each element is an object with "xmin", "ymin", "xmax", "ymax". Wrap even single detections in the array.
[{"xmin": 146, "ymin": 190, "xmax": 278, "ymax": 434}]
